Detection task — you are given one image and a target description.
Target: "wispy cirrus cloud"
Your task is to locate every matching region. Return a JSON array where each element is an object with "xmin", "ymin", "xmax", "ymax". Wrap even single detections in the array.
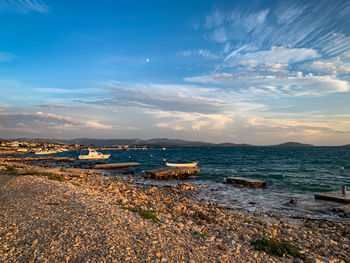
[
  {"xmin": 0, "ymin": 0, "xmax": 50, "ymax": 14},
  {"xmin": 185, "ymin": 73, "xmax": 349, "ymax": 98},
  {"xmin": 202, "ymin": 0, "xmax": 350, "ymax": 59},
  {"xmin": 216, "ymin": 46, "xmax": 320, "ymax": 73},
  {"xmin": 178, "ymin": 49, "xmax": 220, "ymax": 60},
  {"xmin": 86, "ymin": 83, "xmax": 230, "ymax": 114}
]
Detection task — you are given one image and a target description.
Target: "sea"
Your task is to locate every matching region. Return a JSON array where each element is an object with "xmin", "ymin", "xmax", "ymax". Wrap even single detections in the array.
[{"xmin": 43, "ymin": 147, "xmax": 350, "ymax": 221}]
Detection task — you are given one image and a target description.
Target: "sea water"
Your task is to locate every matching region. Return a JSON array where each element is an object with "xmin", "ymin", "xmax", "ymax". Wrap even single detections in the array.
[{"xmin": 58, "ymin": 146, "xmax": 350, "ymax": 221}]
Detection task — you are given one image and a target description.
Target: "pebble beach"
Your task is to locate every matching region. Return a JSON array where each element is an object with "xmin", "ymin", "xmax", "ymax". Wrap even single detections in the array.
[{"xmin": 0, "ymin": 160, "xmax": 349, "ymax": 262}]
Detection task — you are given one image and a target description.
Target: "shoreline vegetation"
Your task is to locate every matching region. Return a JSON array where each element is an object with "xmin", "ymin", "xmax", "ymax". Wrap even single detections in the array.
[{"xmin": 0, "ymin": 159, "xmax": 349, "ymax": 262}]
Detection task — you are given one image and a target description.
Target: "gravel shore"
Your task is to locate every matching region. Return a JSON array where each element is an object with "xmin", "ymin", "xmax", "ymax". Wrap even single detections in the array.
[{"xmin": 0, "ymin": 163, "xmax": 349, "ymax": 262}]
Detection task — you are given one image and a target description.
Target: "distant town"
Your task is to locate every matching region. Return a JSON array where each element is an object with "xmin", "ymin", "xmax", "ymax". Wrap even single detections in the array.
[{"xmin": 0, "ymin": 140, "xmax": 136, "ymax": 156}]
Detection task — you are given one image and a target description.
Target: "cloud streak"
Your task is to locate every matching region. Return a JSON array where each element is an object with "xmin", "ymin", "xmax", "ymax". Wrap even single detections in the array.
[
  {"xmin": 86, "ymin": 84, "xmax": 230, "ymax": 114},
  {"xmin": 185, "ymin": 73, "xmax": 349, "ymax": 98},
  {"xmin": 0, "ymin": 0, "xmax": 50, "ymax": 14}
]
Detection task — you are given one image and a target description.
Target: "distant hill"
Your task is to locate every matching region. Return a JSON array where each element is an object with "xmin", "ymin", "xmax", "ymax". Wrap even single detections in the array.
[
  {"xmin": 11, "ymin": 137, "xmax": 255, "ymax": 147},
  {"xmin": 273, "ymin": 142, "xmax": 314, "ymax": 147},
  {"xmin": 61, "ymin": 138, "xmax": 141, "ymax": 146},
  {"xmin": 7, "ymin": 137, "xmax": 319, "ymax": 147}
]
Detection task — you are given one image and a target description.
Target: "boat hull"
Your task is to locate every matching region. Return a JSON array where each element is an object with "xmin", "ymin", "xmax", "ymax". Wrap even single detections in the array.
[
  {"xmin": 78, "ymin": 154, "xmax": 111, "ymax": 160},
  {"xmin": 165, "ymin": 162, "xmax": 198, "ymax": 168},
  {"xmin": 35, "ymin": 151, "xmax": 57, "ymax": 155}
]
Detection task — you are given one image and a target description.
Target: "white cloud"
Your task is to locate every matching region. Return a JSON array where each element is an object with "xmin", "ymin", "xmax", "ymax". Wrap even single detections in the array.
[
  {"xmin": 275, "ymin": 3, "xmax": 307, "ymax": 25},
  {"xmin": 210, "ymin": 27, "xmax": 227, "ymax": 43},
  {"xmin": 153, "ymin": 110, "xmax": 233, "ymax": 132},
  {"xmin": 244, "ymin": 9, "xmax": 269, "ymax": 32},
  {"xmin": 36, "ymin": 111, "xmax": 79, "ymax": 124},
  {"xmin": 205, "ymin": 10, "xmax": 225, "ymax": 29},
  {"xmin": 91, "ymin": 83, "xmax": 230, "ymax": 114},
  {"xmin": 226, "ymin": 46, "xmax": 320, "ymax": 67},
  {"xmin": 178, "ymin": 49, "xmax": 219, "ymax": 60},
  {"xmin": 308, "ymin": 58, "xmax": 350, "ymax": 75},
  {"xmin": 201, "ymin": 1, "xmax": 350, "ymax": 60},
  {"xmin": 185, "ymin": 73, "xmax": 350, "ymax": 98},
  {"xmin": 0, "ymin": 0, "xmax": 50, "ymax": 14},
  {"xmin": 85, "ymin": 121, "xmax": 114, "ymax": 130}
]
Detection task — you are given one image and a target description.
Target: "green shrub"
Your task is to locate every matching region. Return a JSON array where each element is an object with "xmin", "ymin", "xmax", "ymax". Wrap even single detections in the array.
[
  {"xmin": 138, "ymin": 210, "xmax": 158, "ymax": 221},
  {"xmin": 46, "ymin": 174, "xmax": 66, "ymax": 182},
  {"xmin": 71, "ymin": 182, "xmax": 81, "ymax": 187},
  {"xmin": 21, "ymin": 169, "xmax": 66, "ymax": 182},
  {"xmin": 251, "ymin": 237, "xmax": 301, "ymax": 257},
  {"xmin": 122, "ymin": 206, "xmax": 158, "ymax": 221},
  {"xmin": 47, "ymin": 202, "xmax": 60, "ymax": 206},
  {"xmin": 1, "ymin": 165, "xmax": 20, "ymax": 175}
]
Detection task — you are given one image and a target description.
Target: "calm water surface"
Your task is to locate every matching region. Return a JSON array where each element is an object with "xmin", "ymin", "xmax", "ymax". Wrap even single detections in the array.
[{"xmin": 49, "ymin": 147, "xmax": 350, "ymax": 221}]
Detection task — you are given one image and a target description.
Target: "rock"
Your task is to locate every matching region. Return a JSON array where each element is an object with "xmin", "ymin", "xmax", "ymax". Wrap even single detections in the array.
[
  {"xmin": 305, "ymin": 256, "xmax": 328, "ymax": 263},
  {"xmin": 225, "ymin": 177, "xmax": 267, "ymax": 188},
  {"xmin": 289, "ymin": 198, "xmax": 297, "ymax": 204}
]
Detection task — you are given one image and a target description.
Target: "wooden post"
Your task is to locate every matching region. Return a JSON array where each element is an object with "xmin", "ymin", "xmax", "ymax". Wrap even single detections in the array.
[{"xmin": 342, "ymin": 185, "xmax": 347, "ymax": 195}]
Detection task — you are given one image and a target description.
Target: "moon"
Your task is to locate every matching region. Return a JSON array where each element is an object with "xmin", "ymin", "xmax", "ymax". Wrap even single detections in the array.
[{"xmin": 146, "ymin": 58, "xmax": 150, "ymax": 63}]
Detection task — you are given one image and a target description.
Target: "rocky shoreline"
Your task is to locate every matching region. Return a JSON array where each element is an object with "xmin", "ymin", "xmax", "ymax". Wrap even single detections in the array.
[{"xmin": 0, "ymin": 161, "xmax": 349, "ymax": 262}]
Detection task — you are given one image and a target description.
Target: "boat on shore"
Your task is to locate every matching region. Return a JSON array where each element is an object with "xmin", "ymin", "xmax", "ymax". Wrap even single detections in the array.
[
  {"xmin": 163, "ymin": 159, "xmax": 198, "ymax": 168},
  {"xmin": 78, "ymin": 148, "xmax": 111, "ymax": 160}
]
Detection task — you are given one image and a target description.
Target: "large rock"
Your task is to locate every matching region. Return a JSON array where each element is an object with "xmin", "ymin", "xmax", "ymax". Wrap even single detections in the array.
[{"xmin": 225, "ymin": 177, "xmax": 267, "ymax": 188}]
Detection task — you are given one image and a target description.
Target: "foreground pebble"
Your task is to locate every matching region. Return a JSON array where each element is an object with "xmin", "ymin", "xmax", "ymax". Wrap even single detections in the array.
[{"xmin": 0, "ymin": 162, "xmax": 349, "ymax": 262}]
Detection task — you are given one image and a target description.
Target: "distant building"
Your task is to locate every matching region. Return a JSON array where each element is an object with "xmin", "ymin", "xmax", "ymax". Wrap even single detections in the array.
[{"xmin": 9, "ymin": 141, "xmax": 20, "ymax": 147}]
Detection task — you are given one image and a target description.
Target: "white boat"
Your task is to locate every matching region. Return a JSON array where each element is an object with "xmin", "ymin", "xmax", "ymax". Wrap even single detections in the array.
[
  {"xmin": 165, "ymin": 161, "xmax": 198, "ymax": 168},
  {"xmin": 59, "ymin": 148, "xmax": 69, "ymax": 152},
  {"xmin": 35, "ymin": 150, "xmax": 57, "ymax": 155},
  {"xmin": 17, "ymin": 148, "xmax": 28, "ymax": 152},
  {"xmin": 78, "ymin": 148, "xmax": 111, "ymax": 160}
]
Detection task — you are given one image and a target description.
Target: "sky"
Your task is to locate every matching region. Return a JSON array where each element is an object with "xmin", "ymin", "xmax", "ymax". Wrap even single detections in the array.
[{"xmin": 1, "ymin": 0, "xmax": 350, "ymax": 145}]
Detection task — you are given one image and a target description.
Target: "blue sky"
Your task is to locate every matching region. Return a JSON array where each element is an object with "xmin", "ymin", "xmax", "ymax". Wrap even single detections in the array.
[{"xmin": 1, "ymin": 0, "xmax": 350, "ymax": 145}]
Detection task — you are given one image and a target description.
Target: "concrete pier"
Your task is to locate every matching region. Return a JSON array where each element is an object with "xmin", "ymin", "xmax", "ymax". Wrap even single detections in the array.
[
  {"xmin": 225, "ymin": 177, "xmax": 267, "ymax": 188},
  {"xmin": 315, "ymin": 190, "xmax": 350, "ymax": 204},
  {"xmin": 93, "ymin": 162, "xmax": 141, "ymax": 169},
  {"xmin": 144, "ymin": 167, "xmax": 200, "ymax": 180}
]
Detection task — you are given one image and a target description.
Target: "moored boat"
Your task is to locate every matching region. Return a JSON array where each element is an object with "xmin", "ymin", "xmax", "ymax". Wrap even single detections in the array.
[
  {"xmin": 78, "ymin": 148, "xmax": 111, "ymax": 160},
  {"xmin": 163, "ymin": 159, "xmax": 198, "ymax": 168}
]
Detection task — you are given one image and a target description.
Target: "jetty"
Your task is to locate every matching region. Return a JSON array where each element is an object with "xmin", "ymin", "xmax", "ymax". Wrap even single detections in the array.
[
  {"xmin": 144, "ymin": 167, "xmax": 200, "ymax": 180},
  {"xmin": 92, "ymin": 162, "xmax": 141, "ymax": 169},
  {"xmin": 225, "ymin": 177, "xmax": 267, "ymax": 188},
  {"xmin": 315, "ymin": 192, "xmax": 350, "ymax": 204}
]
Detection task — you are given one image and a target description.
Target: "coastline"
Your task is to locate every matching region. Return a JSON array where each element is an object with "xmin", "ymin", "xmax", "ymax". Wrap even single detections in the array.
[{"xmin": 0, "ymin": 161, "xmax": 349, "ymax": 262}]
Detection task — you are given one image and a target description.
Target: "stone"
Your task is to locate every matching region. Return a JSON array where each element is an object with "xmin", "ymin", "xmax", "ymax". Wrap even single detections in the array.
[
  {"xmin": 289, "ymin": 198, "xmax": 297, "ymax": 204},
  {"xmin": 225, "ymin": 177, "xmax": 267, "ymax": 188}
]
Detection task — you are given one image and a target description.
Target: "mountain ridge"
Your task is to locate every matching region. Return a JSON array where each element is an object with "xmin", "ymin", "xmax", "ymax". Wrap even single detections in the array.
[{"xmin": 0, "ymin": 137, "xmax": 322, "ymax": 147}]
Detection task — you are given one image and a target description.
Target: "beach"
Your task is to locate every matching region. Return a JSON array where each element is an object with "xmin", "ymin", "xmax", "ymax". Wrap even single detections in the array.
[{"xmin": 0, "ymin": 160, "xmax": 349, "ymax": 262}]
